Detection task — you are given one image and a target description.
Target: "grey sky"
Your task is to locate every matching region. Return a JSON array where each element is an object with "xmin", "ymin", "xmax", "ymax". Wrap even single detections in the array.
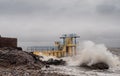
[{"xmin": 0, "ymin": 0, "xmax": 120, "ymax": 47}]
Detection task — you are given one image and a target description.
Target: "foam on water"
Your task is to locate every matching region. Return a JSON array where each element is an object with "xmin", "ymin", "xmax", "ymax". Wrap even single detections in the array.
[
  {"xmin": 42, "ymin": 65, "xmax": 120, "ymax": 76},
  {"xmin": 63, "ymin": 41, "xmax": 120, "ymax": 68},
  {"xmin": 41, "ymin": 41, "xmax": 120, "ymax": 76}
]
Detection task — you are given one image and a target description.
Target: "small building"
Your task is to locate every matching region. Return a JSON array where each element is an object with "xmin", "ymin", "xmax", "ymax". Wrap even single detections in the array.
[{"xmin": 0, "ymin": 36, "xmax": 17, "ymax": 48}]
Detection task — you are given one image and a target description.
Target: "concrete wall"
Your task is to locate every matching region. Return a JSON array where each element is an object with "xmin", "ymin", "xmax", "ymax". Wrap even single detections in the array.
[{"xmin": 0, "ymin": 37, "xmax": 17, "ymax": 48}]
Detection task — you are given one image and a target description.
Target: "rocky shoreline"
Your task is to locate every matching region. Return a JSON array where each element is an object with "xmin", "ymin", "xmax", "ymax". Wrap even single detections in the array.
[
  {"xmin": 0, "ymin": 47, "xmax": 115, "ymax": 76},
  {"xmin": 0, "ymin": 47, "xmax": 69, "ymax": 76}
]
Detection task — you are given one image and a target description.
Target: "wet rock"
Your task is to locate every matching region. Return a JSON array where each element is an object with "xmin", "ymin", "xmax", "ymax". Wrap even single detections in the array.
[
  {"xmin": 80, "ymin": 62, "xmax": 109, "ymax": 70},
  {"xmin": 16, "ymin": 47, "xmax": 22, "ymax": 50},
  {"xmin": 0, "ymin": 47, "xmax": 22, "ymax": 51},
  {"xmin": 0, "ymin": 68, "xmax": 70, "ymax": 76},
  {"xmin": 0, "ymin": 49, "xmax": 44, "ymax": 69},
  {"xmin": 45, "ymin": 65, "xmax": 50, "ymax": 68},
  {"xmin": 0, "ymin": 48, "xmax": 69, "ymax": 76},
  {"xmin": 44, "ymin": 58, "xmax": 66, "ymax": 65}
]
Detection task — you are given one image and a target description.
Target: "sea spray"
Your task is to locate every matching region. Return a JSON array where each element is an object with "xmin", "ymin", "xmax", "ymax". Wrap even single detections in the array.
[{"xmin": 63, "ymin": 41, "xmax": 120, "ymax": 68}]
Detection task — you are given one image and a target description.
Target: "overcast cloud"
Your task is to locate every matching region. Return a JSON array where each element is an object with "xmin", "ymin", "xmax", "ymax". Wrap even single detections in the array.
[{"xmin": 0, "ymin": 0, "xmax": 120, "ymax": 47}]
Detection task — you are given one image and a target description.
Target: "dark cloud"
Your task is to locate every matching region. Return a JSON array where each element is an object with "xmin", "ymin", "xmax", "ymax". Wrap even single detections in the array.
[
  {"xmin": 0, "ymin": 0, "xmax": 119, "ymax": 18},
  {"xmin": 0, "ymin": 0, "xmax": 120, "ymax": 47},
  {"xmin": 96, "ymin": 0, "xmax": 120, "ymax": 15}
]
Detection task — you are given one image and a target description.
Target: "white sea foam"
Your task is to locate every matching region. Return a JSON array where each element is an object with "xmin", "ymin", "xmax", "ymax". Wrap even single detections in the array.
[{"xmin": 64, "ymin": 41, "xmax": 120, "ymax": 68}]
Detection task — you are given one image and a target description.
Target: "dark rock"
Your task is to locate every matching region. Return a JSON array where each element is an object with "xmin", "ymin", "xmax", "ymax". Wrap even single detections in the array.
[
  {"xmin": 80, "ymin": 62, "xmax": 109, "ymax": 70},
  {"xmin": 46, "ymin": 65, "xmax": 50, "ymax": 68},
  {"xmin": 0, "ymin": 49, "xmax": 44, "ymax": 69},
  {"xmin": 16, "ymin": 47, "xmax": 22, "ymax": 50},
  {"xmin": 0, "ymin": 48, "xmax": 69, "ymax": 76},
  {"xmin": 0, "ymin": 47, "xmax": 22, "ymax": 51},
  {"xmin": 44, "ymin": 58, "xmax": 66, "ymax": 65}
]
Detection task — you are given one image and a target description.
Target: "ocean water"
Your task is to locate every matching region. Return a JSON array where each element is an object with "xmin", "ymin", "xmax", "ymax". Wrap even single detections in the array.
[
  {"xmin": 42, "ymin": 65, "xmax": 120, "ymax": 76},
  {"xmin": 42, "ymin": 50, "xmax": 120, "ymax": 76},
  {"xmin": 41, "ymin": 41, "xmax": 120, "ymax": 76}
]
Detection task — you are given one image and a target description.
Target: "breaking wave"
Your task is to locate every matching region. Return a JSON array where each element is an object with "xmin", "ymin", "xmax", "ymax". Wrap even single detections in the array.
[{"xmin": 64, "ymin": 41, "xmax": 120, "ymax": 68}]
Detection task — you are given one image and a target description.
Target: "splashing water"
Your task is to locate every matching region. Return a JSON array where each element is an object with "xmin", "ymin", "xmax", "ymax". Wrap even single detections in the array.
[{"xmin": 64, "ymin": 41, "xmax": 120, "ymax": 68}]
